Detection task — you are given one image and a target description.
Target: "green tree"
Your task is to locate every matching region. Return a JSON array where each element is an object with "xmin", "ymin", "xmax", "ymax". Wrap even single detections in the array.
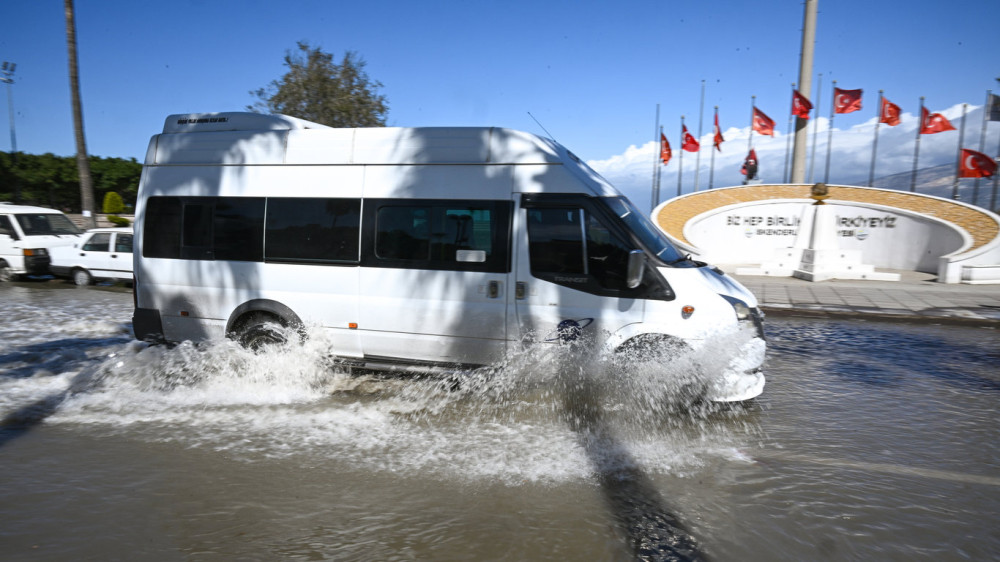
[
  {"xmin": 249, "ymin": 42, "xmax": 388, "ymax": 127},
  {"xmin": 103, "ymin": 191, "xmax": 124, "ymax": 214}
]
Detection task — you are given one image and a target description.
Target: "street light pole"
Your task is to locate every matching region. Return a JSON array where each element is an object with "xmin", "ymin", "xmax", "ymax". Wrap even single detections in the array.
[{"xmin": 1, "ymin": 61, "xmax": 19, "ymax": 203}]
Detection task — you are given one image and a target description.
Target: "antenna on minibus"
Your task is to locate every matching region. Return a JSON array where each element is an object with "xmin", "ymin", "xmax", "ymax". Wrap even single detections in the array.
[{"xmin": 527, "ymin": 111, "xmax": 558, "ymax": 142}]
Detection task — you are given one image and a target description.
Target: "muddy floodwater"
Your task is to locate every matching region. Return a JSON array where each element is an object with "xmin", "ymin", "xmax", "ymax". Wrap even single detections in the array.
[{"xmin": 1, "ymin": 281, "xmax": 998, "ymax": 561}]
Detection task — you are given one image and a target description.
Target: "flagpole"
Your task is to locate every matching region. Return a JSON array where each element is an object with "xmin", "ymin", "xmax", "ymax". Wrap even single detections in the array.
[
  {"xmin": 694, "ymin": 80, "xmax": 705, "ymax": 192},
  {"xmin": 784, "ymin": 83, "xmax": 795, "ymax": 183},
  {"xmin": 747, "ymin": 96, "xmax": 755, "ymax": 185},
  {"xmin": 973, "ymin": 90, "xmax": 991, "ymax": 206},
  {"xmin": 868, "ymin": 90, "xmax": 883, "ymax": 187},
  {"xmin": 709, "ymin": 106, "xmax": 718, "ymax": 189},
  {"xmin": 656, "ymin": 125, "xmax": 664, "ymax": 208},
  {"xmin": 824, "ymin": 79, "xmax": 836, "ymax": 183},
  {"xmin": 992, "ymin": 124, "xmax": 999, "ymax": 210},
  {"xmin": 910, "ymin": 96, "xmax": 925, "ymax": 192},
  {"xmin": 677, "ymin": 115, "xmax": 685, "ymax": 198},
  {"xmin": 951, "ymin": 103, "xmax": 967, "ymax": 200},
  {"xmin": 808, "ymin": 73, "xmax": 822, "ymax": 182},
  {"xmin": 651, "ymin": 104, "xmax": 660, "ymax": 212},
  {"xmin": 791, "ymin": 0, "xmax": 817, "ymax": 184}
]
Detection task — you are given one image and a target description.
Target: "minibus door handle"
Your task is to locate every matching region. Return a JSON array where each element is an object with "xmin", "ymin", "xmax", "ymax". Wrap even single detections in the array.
[
  {"xmin": 488, "ymin": 280, "xmax": 500, "ymax": 299},
  {"xmin": 516, "ymin": 282, "xmax": 526, "ymax": 300}
]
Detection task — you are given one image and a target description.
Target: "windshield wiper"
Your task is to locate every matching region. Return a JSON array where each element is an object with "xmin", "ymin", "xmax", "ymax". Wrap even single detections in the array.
[{"xmin": 666, "ymin": 254, "xmax": 694, "ymax": 266}]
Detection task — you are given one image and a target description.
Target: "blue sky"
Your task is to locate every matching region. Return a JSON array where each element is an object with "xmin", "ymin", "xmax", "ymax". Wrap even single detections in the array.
[{"xmin": 2, "ymin": 0, "xmax": 998, "ymax": 207}]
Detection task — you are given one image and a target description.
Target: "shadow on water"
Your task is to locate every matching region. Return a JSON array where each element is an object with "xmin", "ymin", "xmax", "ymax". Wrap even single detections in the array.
[
  {"xmin": 559, "ymin": 354, "xmax": 707, "ymax": 562},
  {"xmin": 0, "ymin": 336, "xmax": 128, "ymax": 447},
  {"xmin": 0, "ymin": 390, "xmax": 69, "ymax": 447},
  {"xmin": 0, "ymin": 336, "xmax": 131, "ymax": 378}
]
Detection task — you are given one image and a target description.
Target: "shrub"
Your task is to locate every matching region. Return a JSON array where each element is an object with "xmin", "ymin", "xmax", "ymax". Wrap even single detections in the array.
[
  {"xmin": 106, "ymin": 215, "xmax": 130, "ymax": 227},
  {"xmin": 103, "ymin": 191, "xmax": 125, "ymax": 214}
]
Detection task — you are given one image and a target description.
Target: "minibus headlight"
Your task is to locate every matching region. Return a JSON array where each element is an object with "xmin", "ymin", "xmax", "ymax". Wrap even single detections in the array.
[
  {"xmin": 23, "ymin": 248, "xmax": 47, "ymax": 257},
  {"xmin": 720, "ymin": 295, "xmax": 751, "ymax": 321}
]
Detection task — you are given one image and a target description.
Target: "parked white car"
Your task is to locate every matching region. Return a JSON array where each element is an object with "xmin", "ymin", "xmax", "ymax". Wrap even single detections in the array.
[
  {"xmin": 0, "ymin": 203, "xmax": 83, "ymax": 281},
  {"xmin": 49, "ymin": 227, "xmax": 133, "ymax": 285}
]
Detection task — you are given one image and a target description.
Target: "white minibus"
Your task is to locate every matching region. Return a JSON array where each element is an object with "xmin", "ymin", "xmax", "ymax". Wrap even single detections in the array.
[
  {"xmin": 132, "ymin": 113, "xmax": 765, "ymax": 401},
  {"xmin": 0, "ymin": 203, "xmax": 83, "ymax": 281}
]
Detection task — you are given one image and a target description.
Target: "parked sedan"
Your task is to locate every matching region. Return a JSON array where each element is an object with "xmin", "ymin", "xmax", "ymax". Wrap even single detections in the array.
[{"xmin": 49, "ymin": 227, "xmax": 133, "ymax": 285}]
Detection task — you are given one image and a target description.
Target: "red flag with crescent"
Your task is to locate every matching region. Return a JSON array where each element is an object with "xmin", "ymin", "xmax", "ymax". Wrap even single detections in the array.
[
  {"xmin": 752, "ymin": 107, "xmax": 775, "ymax": 136},
  {"xmin": 660, "ymin": 133, "xmax": 672, "ymax": 165},
  {"xmin": 958, "ymin": 148, "xmax": 996, "ymax": 178},
  {"xmin": 920, "ymin": 107, "xmax": 955, "ymax": 134},
  {"xmin": 682, "ymin": 125, "xmax": 700, "ymax": 152},
  {"xmin": 792, "ymin": 90, "xmax": 813, "ymax": 119},
  {"xmin": 713, "ymin": 113, "xmax": 724, "ymax": 151},
  {"xmin": 879, "ymin": 97, "xmax": 901, "ymax": 126},
  {"xmin": 741, "ymin": 148, "xmax": 758, "ymax": 176},
  {"xmin": 833, "ymin": 88, "xmax": 863, "ymax": 114}
]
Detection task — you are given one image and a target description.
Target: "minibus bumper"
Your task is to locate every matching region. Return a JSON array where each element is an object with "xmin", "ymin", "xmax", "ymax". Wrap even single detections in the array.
[
  {"xmin": 133, "ymin": 307, "xmax": 164, "ymax": 342},
  {"xmin": 705, "ymin": 334, "xmax": 766, "ymax": 402}
]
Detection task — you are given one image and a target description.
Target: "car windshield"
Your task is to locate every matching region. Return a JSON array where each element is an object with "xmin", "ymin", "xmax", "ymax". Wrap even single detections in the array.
[
  {"xmin": 15, "ymin": 213, "xmax": 83, "ymax": 236},
  {"xmin": 600, "ymin": 197, "xmax": 687, "ymax": 264}
]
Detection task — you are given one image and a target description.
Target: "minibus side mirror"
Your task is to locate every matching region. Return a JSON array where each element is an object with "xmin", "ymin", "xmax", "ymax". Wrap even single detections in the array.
[{"xmin": 626, "ymin": 250, "xmax": 645, "ymax": 289}]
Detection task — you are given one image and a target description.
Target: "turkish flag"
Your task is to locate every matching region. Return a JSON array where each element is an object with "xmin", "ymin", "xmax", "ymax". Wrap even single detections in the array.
[
  {"xmin": 752, "ymin": 107, "xmax": 775, "ymax": 136},
  {"xmin": 879, "ymin": 97, "xmax": 901, "ymax": 126},
  {"xmin": 833, "ymin": 88, "xmax": 863, "ymax": 114},
  {"xmin": 920, "ymin": 107, "xmax": 955, "ymax": 134},
  {"xmin": 660, "ymin": 133, "xmax": 672, "ymax": 165},
  {"xmin": 959, "ymin": 148, "xmax": 997, "ymax": 178},
  {"xmin": 682, "ymin": 125, "xmax": 700, "ymax": 152},
  {"xmin": 713, "ymin": 113, "xmax": 724, "ymax": 151},
  {"xmin": 792, "ymin": 89, "xmax": 813, "ymax": 119},
  {"xmin": 741, "ymin": 148, "xmax": 758, "ymax": 177}
]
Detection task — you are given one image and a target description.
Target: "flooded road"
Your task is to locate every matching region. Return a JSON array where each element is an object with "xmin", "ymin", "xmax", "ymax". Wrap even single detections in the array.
[{"xmin": 1, "ymin": 281, "xmax": 998, "ymax": 561}]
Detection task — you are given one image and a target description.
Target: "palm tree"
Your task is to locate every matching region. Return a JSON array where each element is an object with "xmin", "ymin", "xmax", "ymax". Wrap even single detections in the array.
[{"xmin": 64, "ymin": 0, "xmax": 95, "ymax": 228}]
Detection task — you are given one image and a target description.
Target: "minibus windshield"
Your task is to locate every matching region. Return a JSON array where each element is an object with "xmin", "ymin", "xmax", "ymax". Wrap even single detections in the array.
[
  {"xmin": 601, "ymin": 197, "xmax": 687, "ymax": 264},
  {"xmin": 15, "ymin": 213, "xmax": 83, "ymax": 236}
]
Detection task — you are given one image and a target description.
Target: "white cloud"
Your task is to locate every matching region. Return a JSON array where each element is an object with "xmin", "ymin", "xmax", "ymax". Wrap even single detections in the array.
[{"xmin": 589, "ymin": 103, "xmax": 998, "ymax": 210}]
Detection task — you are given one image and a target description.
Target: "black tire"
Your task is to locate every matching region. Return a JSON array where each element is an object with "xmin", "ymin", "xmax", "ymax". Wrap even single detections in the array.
[
  {"xmin": 235, "ymin": 314, "xmax": 287, "ymax": 352},
  {"xmin": 72, "ymin": 268, "xmax": 92, "ymax": 286},
  {"xmin": 0, "ymin": 262, "xmax": 16, "ymax": 282}
]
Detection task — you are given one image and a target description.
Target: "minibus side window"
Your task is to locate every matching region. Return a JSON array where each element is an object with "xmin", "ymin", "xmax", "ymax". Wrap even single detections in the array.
[
  {"xmin": 526, "ymin": 208, "xmax": 586, "ymax": 275},
  {"xmin": 143, "ymin": 197, "xmax": 182, "ymax": 258},
  {"xmin": 143, "ymin": 196, "xmax": 264, "ymax": 261},
  {"xmin": 181, "ymin": 202, "xmax": 214, "ymax": 259},
  {"xmin": 585, "ymin": 213, "xmax": 633, "ymax": 290},
  {"xmin": 212, "ymin": 199, "xmax": 264, "ymax": 262},
  {"xmin": 376, "ymin": 206, "xmax": 431, "ymax": 260},
  {"xmin": 525, "ymin": 202, "xmax": 666, "ymax": 298},
  {"xmin": 265, "ymin": 198, "xmax": 361, "ymax": 264},
  {"xmin": 365, "ymin": 199, "xmax": 509, "ymax": 273},
  {"xmin": 83, "ymin": 233, "xmax": 111, "ymax": 252}
]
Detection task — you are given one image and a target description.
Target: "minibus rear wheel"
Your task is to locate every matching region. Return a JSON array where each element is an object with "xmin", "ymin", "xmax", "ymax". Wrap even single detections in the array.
[{"xmin": 235, "ymin": 313, "xmax": 287, "ymax": 352}]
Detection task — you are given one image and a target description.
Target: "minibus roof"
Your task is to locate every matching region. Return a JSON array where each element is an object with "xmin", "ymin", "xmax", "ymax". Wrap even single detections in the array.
[{"xmin": 151, "ymin": 112, "xmax": 568, "ymax": 166}]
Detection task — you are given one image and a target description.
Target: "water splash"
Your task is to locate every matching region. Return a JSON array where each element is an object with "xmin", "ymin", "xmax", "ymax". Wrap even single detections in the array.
[{"xmin": 18, "ymin": 322, "xmax": 765, "ymax": 485}]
